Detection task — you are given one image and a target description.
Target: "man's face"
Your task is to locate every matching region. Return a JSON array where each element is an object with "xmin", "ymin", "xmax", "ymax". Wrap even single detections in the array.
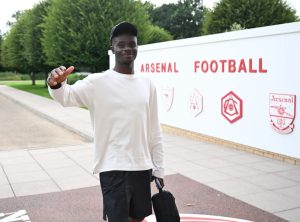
[{"xmin": 112, "ymin": 34, "xmax": 138, "ymax": 65}]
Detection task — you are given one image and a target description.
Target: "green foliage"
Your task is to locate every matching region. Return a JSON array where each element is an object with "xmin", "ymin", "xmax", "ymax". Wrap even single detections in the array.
[
  {"xmin": 1, "ymin": 3, "xmax": 50, "ymax": 83},
  {"xmin": 0, "ymin": 72, "xmax": 31, "ymax": 81},
  {"xmin": 150, "ymin": 3, "xmax": 177, "ymax": 38},
  {"xmin": 67, "ymin": 73, "xmax": 87, "ymax": 85},
  {"xmin": 0, "ymin": 32, "xmax": 2, "ymax": 71},
  {"xmin": 1, "ymin": 13, "xmax": 29, "ymax": 72},
  {"xmin": 1, "ymin": 0, "xmax": 176, "ymax": 74},
  {"xmin": 22, "ymin": 0, "xmax": 52, "ymax": 73},
  {"xmin": 227, "ymin": 23, "xmax": 245, "ymax": 32},
  {"xmin": 201, "ymin": 8, "xmax": 213, "ymax": 35},
  {"xmin": 0, "ymin": 72, "xmax": 47, "ymax": 81},
  {"xmin": 150, "ymin": 0, "xmax": 204, "ymax": 39},
  {"xmin": 203, "ymin": 0, "xmax": 299, "ymax": 34},
  {"xmin": 144, "ymin": 25, "xmax": 173, "ymax": 44},
  {"xmin": 42, "ymin": 0, "xmax": 155, "ymax": 72}
]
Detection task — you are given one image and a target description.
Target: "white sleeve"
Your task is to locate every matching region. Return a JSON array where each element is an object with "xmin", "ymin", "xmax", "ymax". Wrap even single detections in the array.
[
  {"xmin": 149, "ymin": 81, "xmax": 165, "ymax": 178},
  {"xmin": 48, "ymin": 76, "xmax": 93, "ymax": 108}
]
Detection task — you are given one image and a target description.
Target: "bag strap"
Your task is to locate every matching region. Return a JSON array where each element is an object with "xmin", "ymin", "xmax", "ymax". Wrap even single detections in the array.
[{"xmin": 155, "ymin": 178, "xmax": 163, "ymax": 192}]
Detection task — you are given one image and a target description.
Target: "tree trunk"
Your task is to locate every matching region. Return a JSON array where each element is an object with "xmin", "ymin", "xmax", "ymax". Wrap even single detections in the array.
[
  {"xmin": 44, "ymin": 72, "xmax": 48, "ymax": 88},
  {"xmin": 31, "ymin": 72, "xmax": 36, "ymax": 86}
]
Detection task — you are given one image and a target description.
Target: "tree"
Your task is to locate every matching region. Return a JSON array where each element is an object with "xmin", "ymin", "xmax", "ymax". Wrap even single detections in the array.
[
  {"xmin": 0, "ymin": 31, "xmax": 2, "ymax": 71},
  {"xmin": 1, "ymin": 6, "xmax": 50, "ymax": 83},
  {"xmin": 150, "ymin": 0, "xmax": 204, "ymax": 39},
  {"xmin": 1, "ymin": 0, "xmax": 172, "ymax": 74},
  {"xmin": 1, "ymin": 11, "xmax": 29, "ymax": 73},
  {"xmin": 42, "ymin": 0, "xmax": 168, "ymax": 72},
  {"xmin": 149, "ymin": 3, "xmax": 177, "ymax": 36},
  {"xmin": 22, "ymin": 0, "xmax": 52, "ymax": 85},
  {"xmin": 145, "ymin": 25, "xmax": 173, "ymax": 44},
  {"xmin": 203, "ymin": 0, "xmax": 299, "ymax": 35}
]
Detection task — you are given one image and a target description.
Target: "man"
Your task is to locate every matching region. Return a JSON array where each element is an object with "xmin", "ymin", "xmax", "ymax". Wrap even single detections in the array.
[{"xmin": 47, "ymin": 22, "xmax": 165, "ymax": 222}]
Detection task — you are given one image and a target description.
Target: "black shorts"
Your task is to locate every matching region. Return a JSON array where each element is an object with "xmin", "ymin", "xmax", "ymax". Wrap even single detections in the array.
[{"xmin": 99, "ymin": 169, "xmax": 152, "ymax": 222}]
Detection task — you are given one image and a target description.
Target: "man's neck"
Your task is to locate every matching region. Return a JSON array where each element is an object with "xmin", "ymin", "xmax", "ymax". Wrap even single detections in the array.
[{"xmin": 113, "ymin": 63, "xmax": 134, "ymax": 74}]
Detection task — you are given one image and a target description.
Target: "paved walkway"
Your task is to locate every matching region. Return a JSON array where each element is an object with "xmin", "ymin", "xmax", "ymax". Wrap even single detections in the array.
[
  {"xmin": 0, "ymin": 93, "xmax": 87, "ymax": 150},
  {"xmin": 0, "ymin": 85, "xmax": 300, "ymax": 221}
]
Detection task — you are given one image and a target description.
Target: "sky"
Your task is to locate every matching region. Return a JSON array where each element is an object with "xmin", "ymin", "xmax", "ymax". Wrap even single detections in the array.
[{"xmin": 0, "ymin": 0, "xmax": 299, "ymax": 34}]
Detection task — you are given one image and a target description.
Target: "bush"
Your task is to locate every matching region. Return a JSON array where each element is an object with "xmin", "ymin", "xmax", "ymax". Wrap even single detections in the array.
[
  {"xmin": 67, "ymin": 73, "xmax": 88, "ymax": 85},
  {"xmin": 0, "ymin": 72, "xmax": 30, "ymax": 81},
  {"xmin": 30, "ymin": 72, "xmax": 47, "ymax": 80},
  {"xmin": 0, "ymin": 72, "xmax": 47, "ymax": 81},
  {"xmin": 21, "ymin": 75, "xmax": 31, "ymax": 80}
]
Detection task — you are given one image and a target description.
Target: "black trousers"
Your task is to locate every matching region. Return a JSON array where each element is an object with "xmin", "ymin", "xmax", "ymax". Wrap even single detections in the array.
[{"xmin": 99, "ymin": 169, "xmax": 152, "ymax": 222}]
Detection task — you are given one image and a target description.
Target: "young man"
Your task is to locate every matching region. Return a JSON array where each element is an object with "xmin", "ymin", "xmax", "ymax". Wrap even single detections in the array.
[{"xmin": 47, "ymin": 22, "xmax": 165, "ymax": 222}]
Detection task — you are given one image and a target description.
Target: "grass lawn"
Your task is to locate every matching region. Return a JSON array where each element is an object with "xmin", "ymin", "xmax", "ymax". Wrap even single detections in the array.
[{"xmin": 0, "ymin": 80, "xmax": 52, "ymax": 99}]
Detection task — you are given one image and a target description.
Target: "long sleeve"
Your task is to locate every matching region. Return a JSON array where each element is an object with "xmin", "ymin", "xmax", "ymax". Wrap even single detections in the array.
[
  {"xmin": 48, "ymin": 76, "xmax": 94, "ymax": 109},
  {"xmin": 149, "ymin": 82, "xmax": 165, "ymax": 178}
]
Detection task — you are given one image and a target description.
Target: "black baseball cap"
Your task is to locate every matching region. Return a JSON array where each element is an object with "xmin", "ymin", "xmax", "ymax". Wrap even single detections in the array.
[{"xmin": 110, "ymin": 21, "xmax": 138, "ymax": 43}]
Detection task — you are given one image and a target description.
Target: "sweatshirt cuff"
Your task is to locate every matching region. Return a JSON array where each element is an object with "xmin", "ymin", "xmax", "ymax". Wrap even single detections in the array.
[
  {"xmin": 152, "ymin": 168, "xmax": 164, "ymax": 179},
  {"xmin": 49, "ymin": 83, "xmax": 62, "ymax": 89}
]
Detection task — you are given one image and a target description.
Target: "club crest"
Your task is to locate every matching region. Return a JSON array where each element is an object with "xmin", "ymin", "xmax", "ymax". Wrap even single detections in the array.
[
  {"xmin": 189, "ymin": 88, "xmax": 203, "ymax": 117},
  {"xmin": 221, "ymin": 91, "xmax": 243, "ymax": 123},
  {"xmin": 269, "ymin": 93, "xmax": 296, "ymax": 134},
  {"xmin": 161, "ymin": 86, "xmax": 174, "ymax": 112}
]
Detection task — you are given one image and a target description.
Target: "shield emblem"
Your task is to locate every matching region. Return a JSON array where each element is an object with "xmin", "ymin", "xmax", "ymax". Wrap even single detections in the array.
[
  {"xmin": 161, "ymin": 87, "xmax": 174, "ymax": 112},
  {"xmin": 143, "ymin": 214, "xmax": 253, "ymax": 222},
  {"xmin": 189, "ymin": 88, "xmax": 203, "ymax": 117},
  {"xmin": 269, "ymin": 93, "xmax": 296, "ymax": 134}
]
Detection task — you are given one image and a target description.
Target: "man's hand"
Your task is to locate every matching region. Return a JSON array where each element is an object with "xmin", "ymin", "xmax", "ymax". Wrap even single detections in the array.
[
  {"xmin": 47, "ymin": 66, "xmax": 74, "ymax": 87},
  {"xmin": 151, "ymin": 176, "xmax": 164, "ymax": 189}
]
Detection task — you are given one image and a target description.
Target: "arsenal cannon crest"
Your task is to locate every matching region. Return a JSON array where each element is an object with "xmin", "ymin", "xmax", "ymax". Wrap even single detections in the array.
[{"xmin": 221, "ymin": 91, "xmax": 243, "ymax": 124}]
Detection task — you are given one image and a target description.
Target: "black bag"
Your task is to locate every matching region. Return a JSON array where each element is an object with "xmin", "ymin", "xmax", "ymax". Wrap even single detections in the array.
[{"xmin": 151, "ymin": 178, "xmax": 180, "ymax": 222}]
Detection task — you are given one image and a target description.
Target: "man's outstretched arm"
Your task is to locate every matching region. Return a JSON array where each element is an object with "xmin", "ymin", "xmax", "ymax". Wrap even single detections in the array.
[{"xmin": 47, "ymin": 65, "xmax": 93, "ymax": 108}]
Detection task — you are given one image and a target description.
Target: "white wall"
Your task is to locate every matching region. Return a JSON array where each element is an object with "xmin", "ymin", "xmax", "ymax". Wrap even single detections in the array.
[{"xmin": 109, "ymin": 22, "xmax": 300, "ymax": 159}]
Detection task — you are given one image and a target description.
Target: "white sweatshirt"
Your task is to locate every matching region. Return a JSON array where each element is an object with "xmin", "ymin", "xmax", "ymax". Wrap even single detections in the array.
[{"xmin": 48, "ymin": 70, "xmax": 164, "ymax": 178}]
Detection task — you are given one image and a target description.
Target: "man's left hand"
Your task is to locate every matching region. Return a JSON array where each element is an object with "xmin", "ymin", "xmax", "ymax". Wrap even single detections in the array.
[{"xmin": 151, "ymin": 176, "xmax": 164, "ymax": 189}]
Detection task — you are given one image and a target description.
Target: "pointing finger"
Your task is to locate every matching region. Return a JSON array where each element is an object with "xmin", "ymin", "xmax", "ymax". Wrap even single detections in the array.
[{"xmin": 64, "ymin": 66, "xmax": 75, "ymax": 75}]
